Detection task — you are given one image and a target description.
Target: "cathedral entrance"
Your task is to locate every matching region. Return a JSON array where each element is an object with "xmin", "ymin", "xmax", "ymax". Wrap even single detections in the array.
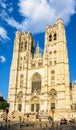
[
  {"xmin": 31, "ymin": 103, "xmax": 40, "ymax": 112},
  {"xmin": 48, "ymin": 89, "xmax": 57, "ymax": 110},
  {"xmin": 17, "ymin": 91, "xmax": 23, "ymax": 112},
  {"xmin": 51, "ymin": 103, "xmax": 55, "ymax": 110},
  {"xmin": 18, "ymin": 104, "xmax": 22, "ymax": 112},
  {"xmin": 31, "ymin": 96, "xmax": 40, "ymax": 112}
]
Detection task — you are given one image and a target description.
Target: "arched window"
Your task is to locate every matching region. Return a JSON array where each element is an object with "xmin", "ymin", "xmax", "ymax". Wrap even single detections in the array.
[
  {"xmin": 24, "ymin": 41, "xmax": 27, "ymax": 51},
  {"xmin": 17, "ymin": 91, "xmax": 23, "ymax": 112},
  {"xmin": 49, "ymin": 51, "xmax": 52, "ymax": 55},
  {"xmin": 54, "ymin": 50, "xmax": 57, "ymax": 54},
  {"xmin": 49, "ymin": 34, "xmax": 52, "ymax": 41},
  {"xmin": 19, "ymin": 42, "xmax": 23, "ymax": 52},
  {"xmin": 18, "ymin": 104, "xmax": 22, "ymax": 112},
  {"xmin": 54, "ymin": 60, "xmax": 57, "ymax": 65},
  {"xmin": 49, "ymin": 89, "xmax": 57, "ymax": 96},
  {"xmin": 51, "ymin": 103, "xmax": 55, "ymax": 110},
  {"xmin": 50, "ymin": 61, "xmax": 52, "ymax": 66},
  {"xmin": 51, "ymin": 70, "xmax": 55, "ymax": 85},
  {"xmin": 32, "ymin": 73, "xmax": 41, "ymax": 93},
  {"xmin": 20, "ymin": 74, "xmax": 24, "ymax": 88},
  {"xmin": 51, "ymin": 70, "xmax": 55, "ymax": 74},
  {"xmin": 54, "ymin": 33, "xmax": 57, "ymax": 40}
]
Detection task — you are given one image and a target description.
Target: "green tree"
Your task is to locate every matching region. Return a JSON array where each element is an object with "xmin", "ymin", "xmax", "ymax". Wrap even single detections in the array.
[
  {"xmin": 0, "ymin": 96, "xmax": 7, "ymax": 110},
  {"xmin": 0, "ymin": 102, "xmax": 2, "ymax": 109},
  {"xmin": 2, "ymin": 100, "xmax": 7, "ymax": 110}
]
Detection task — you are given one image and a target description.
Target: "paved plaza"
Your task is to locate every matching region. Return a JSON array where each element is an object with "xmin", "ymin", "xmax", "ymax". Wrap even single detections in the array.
[{"xmin": 0, "ymin": 121, "xmax": 76, "ymax": 130}]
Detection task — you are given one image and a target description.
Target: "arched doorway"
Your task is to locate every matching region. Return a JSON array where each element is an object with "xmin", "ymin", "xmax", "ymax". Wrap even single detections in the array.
[
  {"xmin": 51, "ymin": 102, "xmax": 55, "ymax": 110},
  {"xmin": 18, "ymin": 104, "xmax": 22, "ymax": 112},
  {"xmin": 17, "ymin": 91, "xmax": 23, "ymax": 112},
  {"xmin": 31, "ymin": 96, "xmax": 40, "ymax": 112},
  {"xmin": 48, "ymin": 89, "xmax": 57, "ymax": 110}
]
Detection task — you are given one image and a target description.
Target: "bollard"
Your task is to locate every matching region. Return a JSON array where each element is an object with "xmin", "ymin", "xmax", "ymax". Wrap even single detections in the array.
[
  {"xmin": 33, "ymin": 123, "xmax": 34, "ymax": 127},
  {"xmin": 1, "ymin": 123, "xmax": 2, "ymax": 128},
  {"xmin": 8, "ymin": 124, "xmax": 10, "ymax": 128},
  {"xmin": 20, "ymin": 123, "xmax": 21, "ymax": 128},
  {"xmin": 40, "ymin": 123, "xmax": 42, "ymax": 127},
  {"xmin": 52, "ymin": 121, "xmax": 54, "ymax": 127},
  {"xmin": 57, "ymin": 122, "xmax": 59, "ymax": 130},
  {"xmin": 46, "ymin": 123, "xmax": 47, "ymax": 127}
]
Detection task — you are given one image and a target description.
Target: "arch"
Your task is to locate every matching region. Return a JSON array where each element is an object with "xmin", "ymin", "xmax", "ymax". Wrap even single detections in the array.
[
  {"xmin": 32, "ymin": 72, "xmax": 41, "ymax": 80},
  {"xmin": 54, "ymin": 60, "xmax": 57, "ymax": 65},
  {"xmin": 51, "ymin": 70, "xmax": 55, "ymax": 74},
  {"xmin": 17, "ymin": 91, "xmax": 23, "ymax": 101},
  {"xmin": 31, "ymin": 96, "xmax": 39, "ymax": 102},
  {"xmin": 17, "ymin": 91, "xmax": 23, "ymax": 112},
  {"xmin": 49, "ymin": 34, "xmax": 52, "ymax": 41},
  {"xmin": 54, "ymin": 33, "xmax": 57, "ymax": 40},
  {"xmin": 24, "ymin": 41, "xmax": 27, "ymax": 51},
  {"xmin": 51, "ymin": 70, "xmax": 55, "ymax": 85},
  {"xmin": 31, "ymin": 73, "xmax": 41, "ymax": 93},
  {"xmin": 49, "ymin": 89, "xmax": 57, "ymax": 110},
  {"xmin": 49, "ymin": 51, "xmax": 52, "ymax": 55},
  {"xmin": 18, "ymin": 104, "xmax": 22, "ymax": 112},
  {"xmin": 20, "ymin": 74, "xmax": 24, "ymax": 88},
  {"xmin": 19, "ymin": 42, "xmax": 23, "ymax": 52},
  {"xmin": 54, "ymin": 50, "xmax": 57, "ymax": 54},
  {"xmin": 49, "ymin": 89, "xmax": 57, "ymax": 96},
  {"xmin": 31, "ymin": 96, "xmax": 40, "ymax": 112}
]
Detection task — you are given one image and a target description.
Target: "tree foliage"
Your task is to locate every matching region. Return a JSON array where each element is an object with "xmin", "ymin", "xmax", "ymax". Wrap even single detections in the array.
[{"xmin": 0, "ymin": 96, "xmax": 7, "ymax": 110}]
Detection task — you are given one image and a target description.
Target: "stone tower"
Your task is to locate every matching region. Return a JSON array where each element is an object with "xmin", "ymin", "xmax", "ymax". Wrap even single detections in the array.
[
  {"xmin": 8, "ymin": 19, "xmax": 71, "ymax": 119},
  {"xmin": 8, "ymin": 31, "xmax": 34, "ymax": 112},
  {"xmin": 44, "ymin": 19, "xmax": 70, "ymax": 111}
]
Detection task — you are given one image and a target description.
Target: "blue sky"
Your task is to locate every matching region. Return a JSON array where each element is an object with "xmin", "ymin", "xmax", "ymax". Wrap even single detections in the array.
[{"xmin": 0, "ymin": 0, "xmax": 76, "ymax": 99}]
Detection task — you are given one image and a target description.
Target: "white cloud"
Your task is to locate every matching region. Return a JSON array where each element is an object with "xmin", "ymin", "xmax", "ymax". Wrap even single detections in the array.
[
  {"xmin": 1, "ymin": 0, "xmax": 76, "ymax": 33},
  {"xmin": 0, "ymin": 56, "xmax": 6, "ymax": 63},
  {"xmin": 0, "ymin": 0, "xmax": 6, "ymax": 9},
  {"xmin": 0, "ymin": 27, "xmax": 10, "ymax": 41},
  {"xmin": 5, "ymin": 17, "xmax": 23, "ymax": 30},
  {"xmin": 8, "ymin": 7, "xmax": 13, "ymax": 13},
  {"xmin": 18, "ymin": 0, "xmax": 76, "ymax": 33}
]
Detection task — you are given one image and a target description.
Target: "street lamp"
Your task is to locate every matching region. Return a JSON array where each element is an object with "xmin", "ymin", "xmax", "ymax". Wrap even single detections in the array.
[{"xmin": 6, "ymin": 103, "xmax": 10, "ymax": 128}]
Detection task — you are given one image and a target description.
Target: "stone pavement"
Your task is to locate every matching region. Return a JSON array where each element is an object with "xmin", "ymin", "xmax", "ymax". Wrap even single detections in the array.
[{"xmin": 0, "ymin": 121, "xmax": 76, "ymax": 130}]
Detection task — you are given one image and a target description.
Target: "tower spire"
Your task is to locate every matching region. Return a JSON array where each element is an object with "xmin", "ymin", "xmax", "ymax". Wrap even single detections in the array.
[{"xmin": 36, "ymin": 41, "xmax": 40, "ymax": 54}]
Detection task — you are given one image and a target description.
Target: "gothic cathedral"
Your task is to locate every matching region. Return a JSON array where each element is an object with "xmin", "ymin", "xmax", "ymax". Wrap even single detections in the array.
[{"xmin": 8, "ymin": 19, "xmax": 74, "ymax": 119}]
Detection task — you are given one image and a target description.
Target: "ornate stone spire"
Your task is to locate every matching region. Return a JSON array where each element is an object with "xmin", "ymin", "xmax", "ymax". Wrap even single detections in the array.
[{"xmin": 36, "ymin": 42, "xmax": 40, "ymax": 54}]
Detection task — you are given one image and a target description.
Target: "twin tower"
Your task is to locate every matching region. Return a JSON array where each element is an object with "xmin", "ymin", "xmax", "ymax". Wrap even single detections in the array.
[{"xmin": 8, "ymin": 19, "xmax": 71, "ymax": 119}]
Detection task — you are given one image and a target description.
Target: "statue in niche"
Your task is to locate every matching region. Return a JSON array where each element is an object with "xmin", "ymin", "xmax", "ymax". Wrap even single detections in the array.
[
  {"xmin": 48, "ymin": 89, "xmax": 57, "ymax": 97},
  {"xmin": 17, "ymin": 91, "xmax": 23, "ymax": 102}
]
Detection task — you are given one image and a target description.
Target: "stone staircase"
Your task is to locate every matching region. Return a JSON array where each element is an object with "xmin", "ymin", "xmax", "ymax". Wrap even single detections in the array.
[
  {"xmin": 0, "ymin": 110, "xmax": 67, "ymax": 122},
  {"xmin": 0, "ymin": 111, "xmax": 6, "ymax": 121},
  {"xmin": 8, "ymin": 111, "xmax": 36, "ymax": 122},
  {"xmin": 53, "ymin": 112, "xmax": 65, "ymax": 121},
  {"xmin": 8, "ymin": 111, "xmax": 24, "ymax": 121},
  {"xmin": 38, "ymin": 111, "xmax": 65, "ymax": 121}
]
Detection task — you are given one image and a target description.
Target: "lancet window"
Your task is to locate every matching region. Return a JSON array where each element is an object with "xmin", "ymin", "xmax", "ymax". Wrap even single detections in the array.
[
  {"xmin": 54, "ymin": 33, "xmax": 57, "ymax": 40},
  {"xmin": 19, "ymin": 42, "xmax": 23, "ymax": 52},
  {"xmin": 32, "ymin": 73, "xmax": 41, "ymax": 93},
  {"xmin": 24, "ymin": 41, "xmax": 27, "ymax": 51},
  {"xmin": 51, "ymin": 70, "xmax": 55, "ymax": 85},
  {"xmin": 20, "ymin": 74, "xmax": 24, "ymax": 88},
  {"xmin": 49, "ymin": 34, "xmax": 52, "ymax": 41}
]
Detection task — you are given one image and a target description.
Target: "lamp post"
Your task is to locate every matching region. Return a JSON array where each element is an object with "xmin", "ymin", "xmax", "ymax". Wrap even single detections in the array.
[
  {"xmin": 6, "ymin": 103, "xmax": 10, "ymax": 128},
  {"xmin": 19, "ymin": 116, "xmax": 22, "ymax": 128}
]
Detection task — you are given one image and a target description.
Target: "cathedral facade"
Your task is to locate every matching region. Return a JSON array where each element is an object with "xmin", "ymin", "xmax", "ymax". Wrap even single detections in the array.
[{"xmin": 8, "ymin": 19, "xmax": 75, "ymax": 119}]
